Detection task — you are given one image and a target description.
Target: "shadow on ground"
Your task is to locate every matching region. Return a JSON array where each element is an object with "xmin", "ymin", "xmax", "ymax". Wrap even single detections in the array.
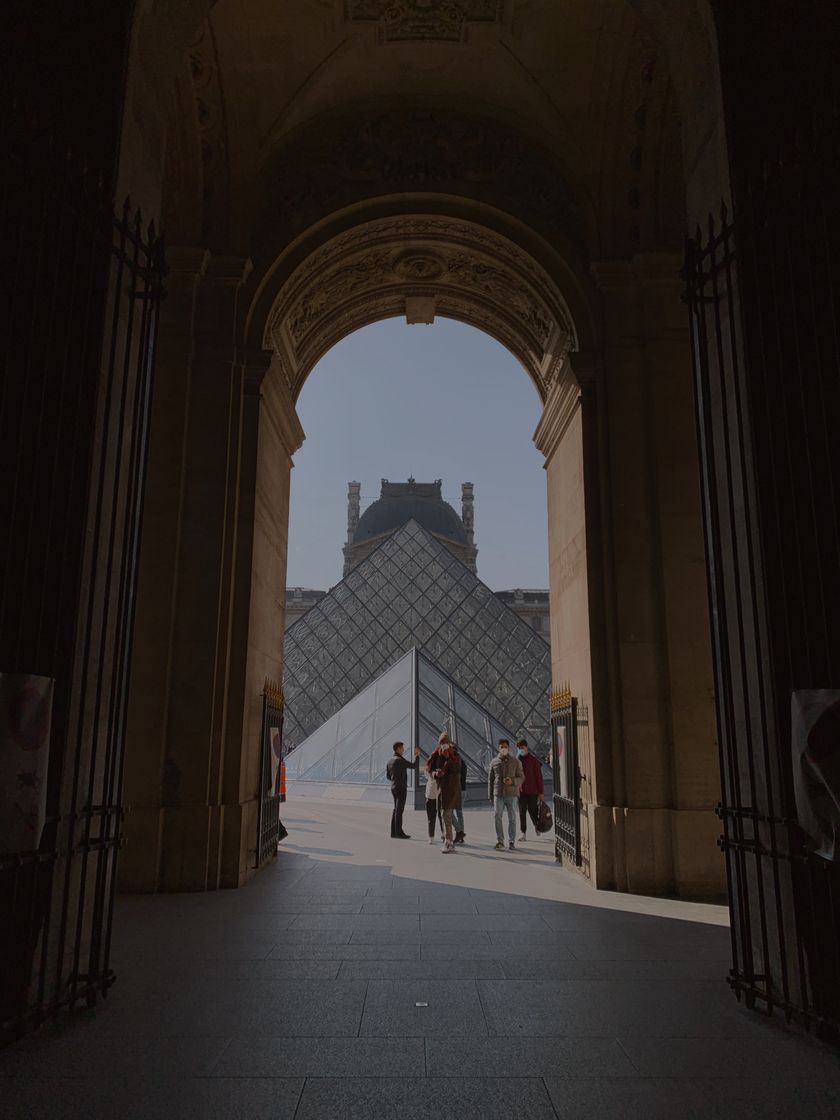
[{"xmin": 1, "ymin": 800, "xmax": 839, "ymax": 1119}]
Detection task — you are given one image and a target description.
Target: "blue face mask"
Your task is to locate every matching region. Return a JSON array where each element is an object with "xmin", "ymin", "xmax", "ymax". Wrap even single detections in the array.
[{"xmin": 517, "ymin": 749, "xmax": 526, "ymax": 757}]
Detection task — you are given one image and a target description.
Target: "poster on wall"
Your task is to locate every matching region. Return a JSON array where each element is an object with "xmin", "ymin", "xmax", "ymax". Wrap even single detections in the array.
[
  {"xmin": 556, "ymin": 724, "xmax": 568, "ymax": 799},
  {"xmin": 0, "ymin": 673, "xmax": 54, "ymax": 853},
  {"xmin": 270, "ymin": 726, "xmax": 282, "ymax": 796}
]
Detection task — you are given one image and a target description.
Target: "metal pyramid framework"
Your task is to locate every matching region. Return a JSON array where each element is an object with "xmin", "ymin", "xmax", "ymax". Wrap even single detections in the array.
[
  {"xmin": 283, "ymin": 648, "xmax": 521, "ymax": 788},
  {"xmin": 283, "ymin": 519, "xmax": 551, "ymax": 754}
]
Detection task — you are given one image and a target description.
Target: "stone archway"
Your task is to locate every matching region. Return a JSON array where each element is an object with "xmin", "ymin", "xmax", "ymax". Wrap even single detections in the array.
[
  {"xmin": 261, "ymin": 214, "xmax": 578, "ymax": 401},
  {"xmin": 116, "ymin": 0, "xmax": 723, "ymax": 903}
]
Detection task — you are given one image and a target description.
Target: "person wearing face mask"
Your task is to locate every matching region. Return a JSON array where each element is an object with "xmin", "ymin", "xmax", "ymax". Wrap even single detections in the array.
[
  {"xmin": 450, "ymin": 747, "xmax": 468, "ymax": 844},
  {"xmin": 431, "ymin": 732, "xmax": 463, "ymax": 853},
  {"xmin": 516, "ymin": 738, "xmax": 545, "ymax": 842},
  {"xmin": 488, "ymin": 738, "xmax": 525, "ymax": 850}
]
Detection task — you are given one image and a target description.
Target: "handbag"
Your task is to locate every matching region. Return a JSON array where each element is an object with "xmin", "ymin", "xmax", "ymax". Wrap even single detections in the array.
[{"xmin": 536, "ymin": 799, "xmax": 553, "ymax": 833}]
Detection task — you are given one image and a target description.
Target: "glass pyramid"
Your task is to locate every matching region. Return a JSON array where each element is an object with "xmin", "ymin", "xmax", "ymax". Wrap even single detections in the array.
[
  {"xmin": 283, "ymin": 519, "xmax": 551, "ymax": 755},
  {"xmin": 284, "ymin": 648, "xmax": 524, "ymax": 788}
]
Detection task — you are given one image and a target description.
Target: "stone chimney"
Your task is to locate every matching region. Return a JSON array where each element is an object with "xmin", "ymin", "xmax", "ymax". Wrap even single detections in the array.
[
  {"xmin": 346, "ymin": 481, "xmax": 361, "ymax": 544},
  {"xmin": 461, "ymin": 482, "xmax": 478, "ymax": 572}
]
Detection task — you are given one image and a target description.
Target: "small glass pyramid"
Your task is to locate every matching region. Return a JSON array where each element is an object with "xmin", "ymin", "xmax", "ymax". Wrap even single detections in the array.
[{"xmin": 283, "ymin": 648, "xmax": 523, "ymax": 787}]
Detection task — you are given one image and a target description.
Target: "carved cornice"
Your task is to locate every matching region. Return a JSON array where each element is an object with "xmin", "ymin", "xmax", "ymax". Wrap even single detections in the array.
[
  {"xmin": 533, "ymin": 358, "xmax": 582, "ymax": 464},
  {"xmin": 263, "ymin": 215, "xmax": 576, "ymax": 400},
  {"xmin": 203, "ymin": 255, "xmax": 253, "ymax": 286},
  {"xmin": 166, "ymin": 246, "xmax": 211, "ymax": 281},
  {"xmin": 239, "ymin": 347, "xmax": 273, "ymax": 397},
  {"xmin": 345, "ymin": 0, "xmax": 501, "ymax": 44},
  {"xmin": 590, "ymin": 253, "xmax": 683, "ymax": 292},
  {"xmin": 261, "ymin": 358, "xmax": 306, "ymax": 461}
]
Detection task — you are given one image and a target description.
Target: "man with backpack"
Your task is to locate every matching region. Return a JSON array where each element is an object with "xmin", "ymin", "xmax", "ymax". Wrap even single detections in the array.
[{"xmin": 516, "ymin": 738, "xmax": 545, "ymax": 841}]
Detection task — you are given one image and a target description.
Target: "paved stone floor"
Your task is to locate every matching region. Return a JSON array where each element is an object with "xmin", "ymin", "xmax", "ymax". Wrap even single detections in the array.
[{"xmin": 3, "ymin": 799, "xmax": 840, "ymax": 1118}]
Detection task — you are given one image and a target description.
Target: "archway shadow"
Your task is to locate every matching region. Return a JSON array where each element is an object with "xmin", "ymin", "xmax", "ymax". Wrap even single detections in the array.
[{"xmin": 1, "ymin": 800, "xmax": 838, "ymax": 1120}]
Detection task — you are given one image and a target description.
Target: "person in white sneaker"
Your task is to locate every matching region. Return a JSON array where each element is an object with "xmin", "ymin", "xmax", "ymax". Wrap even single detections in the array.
[{"xmin": 488, "ymin": 739, "xmax": 524, "ymax": 850}]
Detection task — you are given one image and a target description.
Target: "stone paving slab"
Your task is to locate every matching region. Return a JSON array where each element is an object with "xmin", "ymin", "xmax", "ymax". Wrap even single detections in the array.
[
  {"xmin": 2, "ymin": 798, "xmax": 838, "ymax": 1120},
  {"xmin": 294, "ymin": 1076, "xmax": 557, "ymax": 1120}
]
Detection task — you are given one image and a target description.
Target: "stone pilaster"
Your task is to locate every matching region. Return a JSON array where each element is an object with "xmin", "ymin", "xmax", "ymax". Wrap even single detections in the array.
[
  {"xmin": 120, "ymin": 246, "xmax": 210, "ymax": 893},
  {"xmin": 579, "ymin": 255, "xmax": 721, "ymax": 898}
]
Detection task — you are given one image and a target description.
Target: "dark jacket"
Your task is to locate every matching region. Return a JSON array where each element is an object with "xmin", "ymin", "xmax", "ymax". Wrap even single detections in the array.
[
  {"xmin": 488, "ymin": 753, "xmax": 525, "ymax": 800},
  {"xmin": 386, "ymin": 753, "xmax": 418, "ymax": 791},
  {"xmin": 433, "ymin": 751, "xmax": 463, "ymax": 811},
  {"xmin": 518, "ymin": 751, "xmax": 544, "ymax": 796}
]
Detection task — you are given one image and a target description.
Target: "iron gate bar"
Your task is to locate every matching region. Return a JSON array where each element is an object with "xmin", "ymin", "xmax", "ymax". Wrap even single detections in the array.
[
  {"xmin": 686, "ymin": 172, "xmax": 840, "ymax": 1034},
  {"xmin": 255, "ymin": 680, "xmax": 284, "ymax": 869},
  {"xmin": 0, "ymin": 107, "xmax": 166, "ymax": 1040},
  {"xmin": 550, "ymin": 685, "xmax": 581, "ymax": 867}
]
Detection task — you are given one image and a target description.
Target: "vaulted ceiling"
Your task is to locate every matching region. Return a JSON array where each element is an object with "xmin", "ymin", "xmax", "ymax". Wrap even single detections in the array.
[{"xmin": 150, "ymin": 0, "xmax": 689, "ymax": 264}]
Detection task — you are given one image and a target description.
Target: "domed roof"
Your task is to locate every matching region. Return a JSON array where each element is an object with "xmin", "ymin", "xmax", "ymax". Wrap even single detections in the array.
[{"xmin": 354, "ymin": 494, "xmax": 467, "ymax": 546}]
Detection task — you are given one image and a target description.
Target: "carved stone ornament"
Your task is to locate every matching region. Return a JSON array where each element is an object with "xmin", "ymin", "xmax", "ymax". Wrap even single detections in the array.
[
  {"xmin": 258, "ymin": 108, "xmax": 582, "ymax": 251},
  {"xmin": 263, "ymin": 215, "xmax": 576, "ymax": 401},
  {"xmin": 346, "ymin": 0, "xmax": 501, "ymax": 44},
  {"xmin": 187, "ymin": 21, "xmax": 229, "ymax": 244}
]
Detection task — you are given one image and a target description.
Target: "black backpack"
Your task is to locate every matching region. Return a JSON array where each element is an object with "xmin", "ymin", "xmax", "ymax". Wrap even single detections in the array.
[{"xmin": 536, "ymin": 800, "xmax": 553, "ymax": 833}]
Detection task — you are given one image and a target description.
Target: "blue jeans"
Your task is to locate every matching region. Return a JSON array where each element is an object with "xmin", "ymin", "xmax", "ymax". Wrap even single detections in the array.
[
  {"xmin": 494, "ymin": 796, "xmax": 517, "ymax": 843},
  {"xmin": 452, "ymin": 807, "xmax": 465, "ymax": 835}
]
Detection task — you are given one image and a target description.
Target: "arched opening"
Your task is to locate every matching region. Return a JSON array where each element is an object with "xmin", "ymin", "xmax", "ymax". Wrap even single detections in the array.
[{"xmin": 282, "ymin": 318, "xmax": 552, "ymax": 790}]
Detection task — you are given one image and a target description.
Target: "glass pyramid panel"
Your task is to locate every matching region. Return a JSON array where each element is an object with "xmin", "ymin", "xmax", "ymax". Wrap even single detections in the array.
[
  {"xmin": 284, "ymin": 648, "xmax": 540, "ymax": 789},
  {"xmin": 283, "ymin": 520, "xmax": 551, "ymax": 755},
  {"xmin": 284, "ymin": 650, "xmax": 414, "ymax": 786}
]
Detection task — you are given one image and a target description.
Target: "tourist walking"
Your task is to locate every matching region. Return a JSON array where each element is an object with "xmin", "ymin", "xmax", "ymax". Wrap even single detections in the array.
[
  {"xmin": 424, "ymin": 761, "xmax": 443, "ymax": 844},
  {"xmin": 516, "ymin": 738, "xmax": 544, "ymax": 841},
  {"xmin": 451, "ymin": 749, "xmax": 468, "ymax": 844},
  {"xmin": 488, "ymin": 739, "xmax": 524, "ymax": 850},
  {"xmin": 431, "ymin": 734, "xmax": 463, "ymax": 853},
  {"xmin": 387, "ymin": 741, "xmax": 420, "ymax": 838}
]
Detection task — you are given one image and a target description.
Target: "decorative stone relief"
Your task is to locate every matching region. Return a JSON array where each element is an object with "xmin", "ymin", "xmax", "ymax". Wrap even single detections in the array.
[
  {"xmin": 263, "ymin": 214, "xmax": 576, "ymax": 401},
  {"xmin": 187, "ymin": 21, "xmax": 229, "ymax": 244},
  {"xmin": 259, "ymin": 108, "xmax": 583, "ymax": 249},
  {"xmin": 346, "ymin": 0, "xmax": 501, "ymax": 44}
]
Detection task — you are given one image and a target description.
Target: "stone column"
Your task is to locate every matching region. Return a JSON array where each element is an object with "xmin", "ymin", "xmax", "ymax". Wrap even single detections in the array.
[
  {"xmin": 220, "ymin": 353, "xmax": 304, "ymax": 887},
  {"xmin": 121, "ymin": 254, "xmax": 306, "ymax": 893},
  {"xmin": 119, "ymin": 246, "xmax": 209, "ymax": 892},
  {"xmin": 538, "ymin": 257, "xmax": 722, "ymax": 899},
  {"xmin": 590, "ymin": 254, "xmax": 720, "ymax": 897},
  {"xmin": 535, "ymin": 356, "xmax": 600, "ymax": 878}
]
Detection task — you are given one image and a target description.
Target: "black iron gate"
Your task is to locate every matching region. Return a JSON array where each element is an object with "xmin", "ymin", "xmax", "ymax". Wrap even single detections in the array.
[
  {"xmin": 550, "ymin": 685, "xmax": 581, "ymax": 866},
  {"xmin": 255, "ymin": 679, "xmax": 284, "ymax": 869},
  {"xmin": 686, "ymin": 193, "xmax": 840, "ymax": 1035},
  {"xmin": 0, "ymin": 113, "xmax": 166, "ymax": 1041}
]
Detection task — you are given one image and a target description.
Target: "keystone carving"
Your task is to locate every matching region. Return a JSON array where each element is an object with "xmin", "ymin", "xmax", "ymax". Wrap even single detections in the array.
[{"xmin": 263, "ymin": 215, "xmax": 577, "ymax": 402}]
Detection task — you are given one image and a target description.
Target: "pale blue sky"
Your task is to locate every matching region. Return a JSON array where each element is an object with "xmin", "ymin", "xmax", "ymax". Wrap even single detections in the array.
[{"xmin": 286, "ymin": 317, "xmax": 549, "ymax": 592}]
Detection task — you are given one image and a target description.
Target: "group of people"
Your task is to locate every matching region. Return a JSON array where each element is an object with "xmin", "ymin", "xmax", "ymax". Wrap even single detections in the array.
[{"xmin": 386, "ymin": 731, "xmax": 545, "ymax": 853}]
